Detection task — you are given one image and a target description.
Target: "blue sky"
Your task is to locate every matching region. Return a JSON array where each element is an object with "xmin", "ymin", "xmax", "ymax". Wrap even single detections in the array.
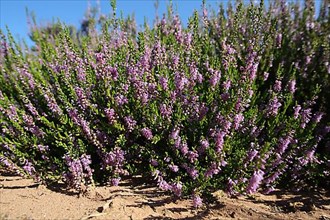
[
  {"xmin": 0, "ymin": 0, "xmax": 322, "ymax": 46},
  {"xmin": 0, "ymin": 0, "xmax": 221, "ymax": 46}
]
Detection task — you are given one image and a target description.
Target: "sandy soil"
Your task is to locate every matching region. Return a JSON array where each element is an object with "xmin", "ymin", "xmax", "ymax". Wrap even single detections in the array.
[{"xmin": 1, "ymin": 172, "xmax": 329, "ymax": 220}]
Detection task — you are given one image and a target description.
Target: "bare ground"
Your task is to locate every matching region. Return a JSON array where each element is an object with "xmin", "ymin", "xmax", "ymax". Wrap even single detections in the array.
[{"xmin": 1, "ymin": 173, "xmax": 329, "ymax": 220}]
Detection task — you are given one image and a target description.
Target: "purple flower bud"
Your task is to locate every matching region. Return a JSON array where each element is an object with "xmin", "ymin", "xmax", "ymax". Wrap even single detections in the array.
[
  {"xmin": 115, "ymin": 94, "xmax": 128, "ymax": 107},
  {"xmin": 170, "ymin": 128, "xmax": 180, "ymax": 140},
  {"xmin": 198, "ymin": 139, "xmax": 209, "ymax": 154},
  {"xmin": 221, "ymin": 93, "xmax": 230, "ymax": 101},
  {"xmin": 124, "ymin": 116, "xmax": 137, "ymax": 132},
  {"xmin": 150, "ymin": 159, "xmax": 158, "ymax": 166},
  {"xmin": 23, "ymin": 160, "xmax": 36, "ymax": 176},
  {"xmin": 233, "ymin": 113, "xmax": 244, "ymax": 130},
  {"xmin": 159, "ymin": 179, "xmax": 172, "ymax": 191},
  {"xmin": 205, "ymin": 162, "xmax": 221, "ymax": 178},
  {"xmin": 141, "ymin": 127, "xmax": 153, "ymax": 140},
  {"xmin": 105, "ymin": 108, "xmax": 116, "ymax": 124},
  {"xmin": 159, "ymin": 76, "xmax": 168, "ymax": 90},
  {"xmin": 293, "ymin": 105, "xmax": 301, "ymax": 119},
  {"xmin": 222, "ymin": 80, "xmax": 231, "ymax": 91},
  {"xmin": 209, "ymin": 70, "xmax": 221, "ymax": 88},
  {"xmin": 266, "ymin": 96, "xmax": 282, "ymax": 117},
  {"xmin": 215, "ymin": 130, "xmax": 226, "ymax": 152},
  {"xmin": 273, "ymin": 80, "xmax": 282, "ymax": 92},
  {"xmin": 301, "ymin": 108, "xmax": 312, "ymax": 128},
  {"xmin": 159, "ymin": 103, "xmax": 172, "ymax": 119},
  {"xmin": 186, "ymin": 151, "xmax": 199, "ymax": 163},
  {"xmin": 312, "ymin": 111, "xmax": 324, "ymax": 123},
  {"xmin": 169, "ymin": 164, "xmax": 179, "ymax": 172},
  {"xmin": 246, "ymin": 149, "xmax": 258, "ymax": 163},
  {"xmin": 287, "ymin": 79, "xmax": 296, "ymax": 94},
  {"xmin": 277, "ymin": 135, "xmax": 292, "ymax": 155},
  {"xmin": 171, "ymin": 182, "xmax": 183, "ymax": 197},
  {"xmin": 186, "ymin": 167, "xmax": 199, "ymax": 179},
  {"xmin": 246, "ymin": 170, "xmax": 264, "ymax": 194},
  {"xmin": 110, "ymin": 177, "xmax": 121, "ymax": 186},
  {"xmin": 192, "ymin": 195, "xmax": 203, "ymax": 208},
  {"xmin": 264, "ymin": 170, "xmax": 281, "ymax": 184},
  {"xmin": 180, "ymin": 142, "xmax": 189, "ymax": 155}
]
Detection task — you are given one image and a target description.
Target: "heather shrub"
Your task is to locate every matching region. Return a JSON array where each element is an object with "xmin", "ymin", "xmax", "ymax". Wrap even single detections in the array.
[{"xmin": 1, "ymin": 0, "xmax": 329, "ymax": 206}]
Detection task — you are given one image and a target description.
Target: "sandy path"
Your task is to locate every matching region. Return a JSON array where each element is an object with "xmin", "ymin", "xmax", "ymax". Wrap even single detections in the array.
[{"xmin": 1, "ymin": 174, "xmax": 329, "ymax": 220}]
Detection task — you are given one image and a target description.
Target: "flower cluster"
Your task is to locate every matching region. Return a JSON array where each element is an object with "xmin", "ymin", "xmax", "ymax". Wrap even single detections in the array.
[{"xmin": 0, "ymin": 0, "xmax": 329, "ymax": 206}]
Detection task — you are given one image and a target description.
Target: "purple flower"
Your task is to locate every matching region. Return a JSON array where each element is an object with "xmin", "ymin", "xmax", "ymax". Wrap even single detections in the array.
[
  {"xmin": 124, "ymin": 116, "xmax": 137, "ymax": 132},
  {"xmin": 205, "ymin": 162, "xmax": 220, "ymax": 178},
  {"xmin": 221, "ymin": 93, "xmax": 230, "ymax": 101},
  {"xmin": 25, "ymin": 102, "xmax": 39, "ymax": 117},
  {"xmin": 264, "ymin": 170, "xmax": 281, "ymax": 184},
  {"xmin": 266, "ymin": 96, "xmax": 282, "ymax": 117},
  {"xmin": 150, "ymin": 159, "xmax": 159, "ymax": 166},
  {"xmin": 186, "ymin": 151, "xmax": 199, "ymax": 163},
  {"xmin": 103, "ymin": 148, "xmax": 125, "ymax": 167},
  {"xmin": 164, "ymin": 157, "xmax": 171, "ymax": 163},
  {"xmin": 312, "ymin": 111, "xmax": 324, "ymax": 123},
  {"xmin": 141, "ymin": 127, "xmax": 153, "ymax": 140},
  {"xmin": 192, "ymin": 195, "xmax": 203, "ymax": 208},
  {"xmin": 184, "ymin": 32, "xmax": 192, "ymax": 48},
  {"xmin": 180, "ymin": 142, "xmax": 189, "ymax": 155},
  {"xmin": 301, "ymin": 108, "xmax": 312, "ymax": 128},
  {"xmin": 305, "ymin": 148, "xmax": 316, "ymax": 162},
  {"xmin": 68, "ymin": 108, "xmax": 80, "ymax": 125},
  {"xmin": 115, "ymin": 94, "xmax": 128, "ymax": 107},
  {"xmin": 171, "ymin": 182, "xmax": 183, "ymax": 197},
  {"xmin": 277, "ymin": 135, "xmax": 292, "ymax": 155},
  {"xmin": 215, "ymin": 130, "xmax": 226, "ymax": 152},
  {"xmin": 287, "ymin": 79, "xmax": 296, "ymax": 94},
  {"xmin": 293, "ymin": 105, "xmax": 301, "ymax": 119},
  {"xmin": 246, "ymin": 149, "xmax": 258, "ymax": 163},
  {"xmin": 75, "ymin": 87, "xmax": 89, "ymax": 109},
  {"xmin": 209, "ymin": 70, "xmax": 221, "ymax": 88},
  {"xmin": 249, "ymin": 64, "xmax": 258, "ymax": 81},
  {"xmin": 233, "ymin": 113, "xmax": 244, "ymax": 130},
  {"xmin": 109, "ymin": 66, "xmax": 119, "ymax": 80},
  {"xmin": 77, "ymin": 68, "xmax": 86, "ymax": 82},
  {"xmin": 246, "ymin": 170, "xmax": 264, "ymax": 194},
  {"xmin": 170, "ymin": 128, "xmax": 180, "ymax": 140},
  {"xmin": 37, "ymin": 145, "xmax": 49, "ymax": 152},
  {"xmin": 174, "ymin": 72, "xmax": 188, "ymax": 91},
  {"xmin": 174, "ymin": 136, "xmax": 181, "ymax": 149},
  {"xmin": 23, "ymin": 160, "xmax": 36, "ymax": 176},
  {"xmin": 198, "ymin": 139, "xmax": 209, "ymax": 154},
  {"xmin": 172, "ymin": 55, "xmax": 180, "ymax": 68},
  {"xmin": 159, "ymin": 103, "xmax": 172, "ymax": 119},
  {"xmin": 159, "ymin": 179, "xmax": 172, "ymax": 191},
  {"xmin": 169, "ymin": 164, "xmax": 179, "ymax": 172},
  {"xmin": 105, "ymin": 108, "xmax": 116, "ymax": 124},
  {"xmin": 222, "ymin": 80, "xmax": 231, "ymax": 91},
  {"xmin": 44, "ymin": 93, "xmax": 62, "ymax": 115},
  {"xmin": 159, "ymin": 76, "xmax": 168, "ymax": 90},
  {"xmin": 186, "ymin": 167, "xmax": 199, "ymax": 179},
  {"xmin": 110, "ymin": 177, "xmax": 121, "ymax": 186},
  {"xmin": 80, "ymin": 119, "xmax": 92, "ymax": 138},
  {"xmin": 273, "ymin": 80, "xmax": 282, "ymax": 92}
]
